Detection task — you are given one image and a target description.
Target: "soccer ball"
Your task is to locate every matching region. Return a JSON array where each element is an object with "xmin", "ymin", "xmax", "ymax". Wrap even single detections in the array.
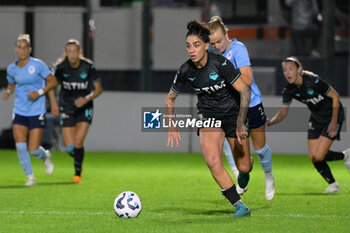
[{"xmin": 114, "ymin": 191, "xmax": 142, "ymax": 218}]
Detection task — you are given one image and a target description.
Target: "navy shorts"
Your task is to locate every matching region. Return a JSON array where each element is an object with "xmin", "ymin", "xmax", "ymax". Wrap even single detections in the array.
[
  {"xmin": 247, "ymin": 102, "xmax": 267, "ymax": 129},
  {"xmin": 60, "ymin": 107, "xmax": 93, "ymax": 127},
  {"xmin": 308, "ymin": 119, "xmax": 343, "ymax": 141},
  {"xmin": 12, "ymin": 113, "xmax": 46, "ymax": 130}
]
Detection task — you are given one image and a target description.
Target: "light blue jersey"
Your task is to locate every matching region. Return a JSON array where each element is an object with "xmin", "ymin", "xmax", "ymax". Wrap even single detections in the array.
[
  {"xmin": 223, "ymin": 39, "xmax": 262, "ymax": 108},
  {"xmin": 7, "ymin": 57, "xmax": 51, "ymax": 116}
]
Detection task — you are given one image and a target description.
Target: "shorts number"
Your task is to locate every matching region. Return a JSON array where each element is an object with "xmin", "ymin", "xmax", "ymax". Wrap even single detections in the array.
[
  {"xmin": 85, "ymin": 109, "xmax": 93, "ymax": 120},
  {"xmin": 38, "ymin": 114, "xmax": 44, "ymax": 121},
  {"xmin": 258, "ymin": 106, "xmax": 264, "ymax": 116}
]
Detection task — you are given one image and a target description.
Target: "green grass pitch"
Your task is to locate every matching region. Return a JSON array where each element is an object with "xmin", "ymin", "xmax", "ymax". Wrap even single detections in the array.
[{"xmin": 0, "ymin": 150, "xmax": 349, "ymax": 233}]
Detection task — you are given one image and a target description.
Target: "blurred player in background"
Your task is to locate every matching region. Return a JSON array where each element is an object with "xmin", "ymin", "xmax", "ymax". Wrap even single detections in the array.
[
  {"xmin": 166, "ymin": 20, "xmax": 252, "ymax": 217},
  {"xmin": 50, "ymin": 39, "xmax": 103, "ymax": 183},
  {"xmin": 206, "ymin": 16, "xmax": 275, "ymax": 200},
  {"xmin": 2, "ymin": 34, "xmax": 57, "ymax": 186},
  {"xmin": 267, "ymin": 56, "xmax": 350, "ymax": 193}
]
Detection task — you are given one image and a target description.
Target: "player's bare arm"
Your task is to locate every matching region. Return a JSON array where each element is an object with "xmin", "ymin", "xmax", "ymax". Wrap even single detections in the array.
[
  {"xmin": 267, "ymin": 105, "xmax": 290, "ymax": 126},
  {"xmin": 326, "ymin": 87, "xmax": 340, "ymax": 137},
  {"xmin": 28, "ymin": 74, "xmax": 58, "ymax": 100},
  {"xmin": 75, "ymin": 81, "xmax": 103, "ymax": 108},
  {"xmin": 2, "ymin": 83, "xmax": 15, "ymax": 100},
  {"xmin": 239, "ymin": 66, "xmax": 253, "ymax": 86},
  {"xmin": 232, "ymin": 77, "xmax": 251, "ymax": 143},
  {"xmin": 48, "ymin": 90, "xmax": 59, "ymax": 117},
  {"xmin": 166, "ymin": 89, "xmax": 181, "ymax": 147}
]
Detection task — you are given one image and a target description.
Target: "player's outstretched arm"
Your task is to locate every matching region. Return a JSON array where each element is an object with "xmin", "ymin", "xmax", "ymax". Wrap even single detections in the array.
[
  {"xmin": 266, "ymin": 105, "xmax": 290, "ymax": 126},
  {"xmin": 166, "ymin": 89, "xmax": 181, "ymax": 147}
]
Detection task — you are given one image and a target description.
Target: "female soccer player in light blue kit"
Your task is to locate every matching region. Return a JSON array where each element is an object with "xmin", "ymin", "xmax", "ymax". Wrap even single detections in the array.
[
  {"xmin": 2, "ymin": 34, "xmax": 57, "ymax": 186},
  {"xmin": 207, "ymin": 16, "xmax": 275, "ymax": 200}
]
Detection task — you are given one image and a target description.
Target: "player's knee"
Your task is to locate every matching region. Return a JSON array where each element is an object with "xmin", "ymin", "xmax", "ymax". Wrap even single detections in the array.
[
  {"xmin": 312, "ymin": 155, "xmax": 323, "ymax": 162},
  {"xmin": 74, "ymin": 141, "xmax": 84, "ymax": 148},
  {"xmin": 205, "ymin": 156, "xmax": 222, "ymax": 171},
  {"xmin": 237, "ymin": 164, "xmax": 251, "ymax": 173},
  {"xmin": 16, "ymin": 142, "xmax": 27, "ymax": 153},
  {"xmin": 253, "ymin": 140, "xmax": 266, "ymax": 151},
  {"xmin": 310, "ymin": 150, "xmax": 323, "ymax": 162}
]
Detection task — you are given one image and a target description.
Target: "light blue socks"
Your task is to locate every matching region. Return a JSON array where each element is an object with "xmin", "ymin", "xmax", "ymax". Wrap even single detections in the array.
[
  {"xmin": 256, "ymin": 144, "xmax": 272, "ymax": 172},
  {"xmin": 223, "ymin": 139, "xmax": 272, "ymax": 172},
  {"xmin": 223, "ymin": 138, "xmax": 236, "ymax": 168},
  {"xmin": 16, "ymin": 142, "xmax": 33, "ymax": 175},
  {"xmin": 28, "ymin": 146, "xmax": 47, "ymax": 160}
]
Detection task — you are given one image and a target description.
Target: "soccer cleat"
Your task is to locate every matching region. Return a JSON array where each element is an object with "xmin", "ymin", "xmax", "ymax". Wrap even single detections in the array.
[
  {"xmin": 233, "ymin": 203, "xmax": 251, "ymax": 217},
  {"xmin": 343, "ymin": 148, "xmax": 350, "ymax": 173},
  {"xmin": 236, "ymin": 184, "xmax": 248, "ymax": 195},
  {"xmin": 25, "ymin": 174, "xmax": 37, "ymax": 186},
  {"xmin": 43, "ymin": 150, "xmax": 54, "ymax": 175},
  {"xmin": 324, "ymin": 182, "xmax": 340, "ymax": 194},
  {"xmin": 231, "ymin": 166, "xmax": 239, "ymax": 180},
  {"xmin": 72, "ymin": 175, "xmax": 82, "ymax": 183},
  {"xmin": 265, "ymin": 171, "xmax": 275, "ymax": 200}
]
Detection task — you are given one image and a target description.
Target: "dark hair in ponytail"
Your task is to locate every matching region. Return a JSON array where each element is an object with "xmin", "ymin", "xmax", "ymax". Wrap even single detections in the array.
[{"xmin": 186, "ymin": 20, "xmax": 210, "ymax": 43}]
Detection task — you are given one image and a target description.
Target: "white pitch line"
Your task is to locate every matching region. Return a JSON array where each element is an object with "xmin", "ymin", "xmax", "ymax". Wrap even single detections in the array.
[
  {"xmin": 0, "ymin": 210, "xmax": 113, "ymax": 216},
  {"xmin": 253, "ymin": 213, "xmax": 350, "ymax": 219},
  {"xmin": 0, "ymin": 211, "xmax": 349, "ymax": 219}
]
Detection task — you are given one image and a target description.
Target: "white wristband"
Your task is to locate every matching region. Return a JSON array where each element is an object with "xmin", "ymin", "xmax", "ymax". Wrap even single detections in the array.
[
  {"xmin": 6, "ymin": 89, "xmax": 11, "ymax": 94},
  {"xmin": 85, "ymin": 92, "xmax": 93, "ymax": 99},
  {"xmin": 37, "ymin": 88, "xmax": 44, "ymax": 96}
]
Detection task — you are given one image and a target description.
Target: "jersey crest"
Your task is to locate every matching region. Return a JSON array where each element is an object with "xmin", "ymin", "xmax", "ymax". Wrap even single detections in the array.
[
  {"xmin": 307, "ymin": 88, "xmax": 314, "ymax": 95},
  {"xmin": 226, "ymin": 51, "xmax": 232, "ymax": 60},
  {"xmin": 209, "ymin": 71, "xmax": 219, "ymax": 81},
  {"xmin": 80, "ymin": 72, "xmax": 88, "ymax": 79},
  {"xmin": 28, "ymin": 65, "xmax": 35, "ymax": 74}
]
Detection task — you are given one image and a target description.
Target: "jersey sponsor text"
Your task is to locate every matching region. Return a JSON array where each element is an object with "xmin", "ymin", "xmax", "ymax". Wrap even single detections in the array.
[
  {"xmin": 301, "ymin": 94, "xmax": 324, "ymax": 105},
  {"xmin": 62, "ymin": 81, "xmax": 89, "ymax": 90},
  {"xmin": 194, "ymin": 80, "xmax": 226, "ymax": 94}
]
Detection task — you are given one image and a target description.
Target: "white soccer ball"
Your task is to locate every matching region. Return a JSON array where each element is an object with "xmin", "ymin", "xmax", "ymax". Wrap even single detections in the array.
[{"xmin": 114, "ymin": 191, "xmax": 142, "ymax": 218}]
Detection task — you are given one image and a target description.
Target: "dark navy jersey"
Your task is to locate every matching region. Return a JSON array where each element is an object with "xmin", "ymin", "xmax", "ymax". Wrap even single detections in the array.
[
  {"xmin": 171, "ymin": 52, "xmax": 241, "ymax": 118},
  {"xmin": 54, "ymin": 58, "xmax": 100, "ymax": 114},
  {"xmin": 282, "ymin": 72, "xmax": 344, "ymax": 123}
]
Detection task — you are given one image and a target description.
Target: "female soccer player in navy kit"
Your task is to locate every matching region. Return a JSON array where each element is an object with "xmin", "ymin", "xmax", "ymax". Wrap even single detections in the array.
[
  {"xmin": 50, "ymin": 39, "xmax": 103, "ymax": 183},
  {"xmin": 2, "ymin": 34, "xmax": 57, "ymax": 186},
  {"xmin": 267, "ymin": 57, "xmax": 350, "ymax": 193},
  {"xmin": 166, "ymin": 20, "xmax": 252, "ymax": 217},
  {"xmin": 207, "ymin": 16, "xmax": 275, "ymax": 200}
]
